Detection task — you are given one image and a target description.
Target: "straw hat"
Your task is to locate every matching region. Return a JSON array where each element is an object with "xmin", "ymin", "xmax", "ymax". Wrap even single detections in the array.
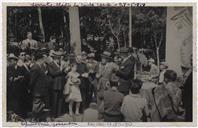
[
  {"xmin": 70, "ymin": 77, "xmax": 81, "ymax": 85},
  {"xmin": 88, "ymin": 53, "xmax": 95, "ymax": 58},
  {"xmin": 101, "ymin": 51, "xmax": 111, "ymax": 59},
  {"xmin": 120, "ymin": 47, "xmax": 129, "ymax": 53},
  {"xmin": 8, "ymin": 53, "xmax": 18, "ymax": 60},
  {"xmin": 148, "ymin": 58, "xmax": 155, "ymax": 63},
  {"xmin": 52, "ymin": 51, "xmax": 63, "ymax": 57},
  {"xmin": 160, "ymin": 61, "xmax": 169, "ymax": 68}
]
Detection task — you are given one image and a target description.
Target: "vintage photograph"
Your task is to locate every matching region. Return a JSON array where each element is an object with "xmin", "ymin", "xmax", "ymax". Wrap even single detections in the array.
[{"xmin": 4, "ymin": 3, "xmax": 194, "ymax": 125}]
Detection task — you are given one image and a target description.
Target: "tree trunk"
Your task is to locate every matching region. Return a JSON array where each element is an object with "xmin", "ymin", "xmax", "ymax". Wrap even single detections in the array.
[
  {"xmin": 116, "ymin": 36, "xmax": 120, "ymax": 50},
  {"xmin": 37, "ymin": 7, "xmax": 45, "ymax": 42},
  {"xmin": 156, "ymin": 47, "xmax": 160, "ymax": 73},
  {"xmin": 69, "ymin": 7, "xmax": 81, "ymax": 54},
  {"xmin": 123, "ymin": 32, "xmax": 127, "ymax": 48}
]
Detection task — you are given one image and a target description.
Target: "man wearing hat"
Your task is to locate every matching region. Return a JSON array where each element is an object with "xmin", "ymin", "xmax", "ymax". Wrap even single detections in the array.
[
  {"xmin": 87, "ymin": 53, "xmax": 98, "ymax": 103},
  {"xmin": 7, "ymin": 53, "xmax": 20, "ymax": 115},
  {"xmin": 29, "ymin": 52, "xmax": 52, "ymax": 121},
  {"xmin": 148, "ymin": 58, "xmax": 158, "ymax": 77},
  {"xmin": 115, "ymin": 47, "xmax": 136, "ymax": 96},
  {"xmin": 47, "ymin": 51, "xmax": 66, "ymax": 118},
  {"xmin": 159, "ymin": 62, "xmax": 169, "ymax": 84},
  {"xmin": 96, "ymin": 51, "xmax": 119, "ymax": 119},
  {"xmin": 76, "ymin": 54, "xmax": 90, "ymax": 111}
]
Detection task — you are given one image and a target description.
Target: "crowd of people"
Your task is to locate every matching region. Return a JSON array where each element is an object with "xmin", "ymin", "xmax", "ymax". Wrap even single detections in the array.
[{"xmin": 7, "ymin": 32, "xmax": 192, "ymax": 122}]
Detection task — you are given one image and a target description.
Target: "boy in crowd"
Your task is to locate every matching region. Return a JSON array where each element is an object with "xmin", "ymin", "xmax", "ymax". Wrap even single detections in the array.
[{"xmin": 121, "ymin": 79, "xmax": 150, "ymax": 122}]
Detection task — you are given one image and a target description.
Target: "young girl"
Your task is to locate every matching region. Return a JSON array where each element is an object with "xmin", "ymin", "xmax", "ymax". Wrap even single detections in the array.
[{"xmin": 64, "ymin": 64, "xmax": 82, "ymax": 116}]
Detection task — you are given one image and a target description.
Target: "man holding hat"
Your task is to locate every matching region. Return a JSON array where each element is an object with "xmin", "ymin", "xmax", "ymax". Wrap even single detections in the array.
[{"xmin": 115, "ymin": 47, "xmax": 136, "ymax": 96}]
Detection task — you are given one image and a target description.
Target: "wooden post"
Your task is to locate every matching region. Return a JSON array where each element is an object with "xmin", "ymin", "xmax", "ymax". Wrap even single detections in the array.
[
  {"xmin": 37, "ymin": 7, "xmax": 45, "ymax": 42},
  {"xmin": 129, "ymin": 7, "xmax": 132, "ymax": 48},
  {"xmin": 69, "ymin": 7, "xmax": 81, "ymax": 54}
]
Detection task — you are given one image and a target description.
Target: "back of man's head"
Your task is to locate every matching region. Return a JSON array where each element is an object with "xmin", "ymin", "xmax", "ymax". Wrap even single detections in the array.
[{"xmin": 130, "ymin": 79, "xmax": 143, "ymax": 94}]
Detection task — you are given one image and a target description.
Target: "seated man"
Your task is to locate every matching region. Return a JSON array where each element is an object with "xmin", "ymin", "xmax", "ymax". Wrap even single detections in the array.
[
  {"xmin": 121, "ymin": 79, "xmax": 150, "ymax": 122},
  {"xmin": 100, "ymin": 76, "xmax": 124, "ymax": 122}
]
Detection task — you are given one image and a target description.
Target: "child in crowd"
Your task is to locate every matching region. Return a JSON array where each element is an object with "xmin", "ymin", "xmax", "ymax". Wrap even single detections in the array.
[
  {"xmin": 121, "ymin": 79, "xmax": 150, "ymax": 122},
  {"xmin": 64, "ymin": 64, "xmax": 82, "ymax": 116}
]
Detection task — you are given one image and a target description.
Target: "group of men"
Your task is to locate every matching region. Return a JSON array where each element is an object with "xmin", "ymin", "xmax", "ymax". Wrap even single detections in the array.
[
  {"xmin": 7, "ymin": 32, "xmax": 192, "ymax": 122},
  {"xmin": 7, "ymin": 33, "xmax": 138, "ymax": 121}
]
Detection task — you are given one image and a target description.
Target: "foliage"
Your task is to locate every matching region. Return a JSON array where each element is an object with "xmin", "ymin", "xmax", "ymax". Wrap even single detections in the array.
[{"xmin": 79, "ymin": 7, "xmax": 129, "ymax": 52}]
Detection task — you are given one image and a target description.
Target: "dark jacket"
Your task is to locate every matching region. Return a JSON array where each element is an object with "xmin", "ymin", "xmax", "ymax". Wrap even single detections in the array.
[
  {"xmin": 116, "ymin": 56, "xmax": 135, "ymax": 93},
  {"xmin": 47, "ymin": 61, "xmax": 66, "ymax": 90},
  {"xmin": 29, "ymin": 63, "xmax": 51, "ymax": 97},
  {"xmin": 182, "ymin": 71, "xmax": 192, "ymax": 121}
]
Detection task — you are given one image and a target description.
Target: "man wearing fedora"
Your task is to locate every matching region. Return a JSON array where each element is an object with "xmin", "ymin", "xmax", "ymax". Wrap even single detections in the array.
[
  {"xmin": 29, "ymin": 52, "xmax": 52, "ymax": 121},
  {"xmin": 87, "ymin": 53, "xmax": 98, "ymax": 103},
  {"xmin": 47, "ymin": 51, "xmax": 66, "ymax": 118},
  {"xmin": 115, "ymin": 47, "xmax": 136, "ymax": 96},
  {"xmin": 96, "ymin": 51, "xmax": 119, "ymax": 119},
  {"xmin": 7, "ymin": 53, "xmax": 21, "ymax": 116}
]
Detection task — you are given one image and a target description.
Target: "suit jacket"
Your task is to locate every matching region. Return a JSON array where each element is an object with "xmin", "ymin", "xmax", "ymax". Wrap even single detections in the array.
[
  {"xmin": 116, "ymin": 56, "xmax": 135, "ymax": 93},
  {"xmin": 29, "ymin": 63, "xmax": 51, "ymax": 97},
  {"xmin": 47, "ymin": 61, "xmax": 66, "ymax": 90}
]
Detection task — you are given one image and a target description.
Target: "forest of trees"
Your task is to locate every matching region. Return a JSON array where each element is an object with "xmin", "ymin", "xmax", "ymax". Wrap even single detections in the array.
[{"xmin": 7, "ymin": 7, "xmax": 167, "ymax": 62}]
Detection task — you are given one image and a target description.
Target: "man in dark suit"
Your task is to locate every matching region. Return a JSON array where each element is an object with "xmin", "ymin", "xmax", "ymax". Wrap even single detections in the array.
[
  {"xmin": 47, "ymin": 51, "xmax": 66, "ymax": 118},
  {"xmin": 29, "ymin": 52, "xmax": 52, "ymax": 121},
  {"xmin": 116, "ymin": 47, "xmax": 136, "ymax": 96},
  {"xmin": 182, "ymin": 55, "xmax": 193, "ymax": 122}
]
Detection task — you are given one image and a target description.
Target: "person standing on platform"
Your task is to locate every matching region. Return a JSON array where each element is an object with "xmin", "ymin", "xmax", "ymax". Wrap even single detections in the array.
[
  {"xmin": 47, "ymin": 35, "xmax": 56, "ymax": 50},
  {"xmin": 21, "ymin": 32, "xmax": 38, "ymax": 50}
]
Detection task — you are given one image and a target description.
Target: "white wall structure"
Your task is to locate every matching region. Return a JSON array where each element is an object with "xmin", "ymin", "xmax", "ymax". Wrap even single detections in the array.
[
  {"xmin": 69, "ymin": 7, "xmax": 81, "ymax": 54},
  {"xmin": 166, "ymin": 7, "xmax": 192, "ymax": 76}
]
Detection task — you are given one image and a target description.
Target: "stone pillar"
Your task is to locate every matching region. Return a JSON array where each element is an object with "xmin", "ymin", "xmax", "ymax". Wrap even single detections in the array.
[
  {"xmin": 69, "ymin": 7, "xmax": 81, "ymax": 54},
  {"xmin": 166, "ymin": 7, "xmax": 192, "ymax": 76}
]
